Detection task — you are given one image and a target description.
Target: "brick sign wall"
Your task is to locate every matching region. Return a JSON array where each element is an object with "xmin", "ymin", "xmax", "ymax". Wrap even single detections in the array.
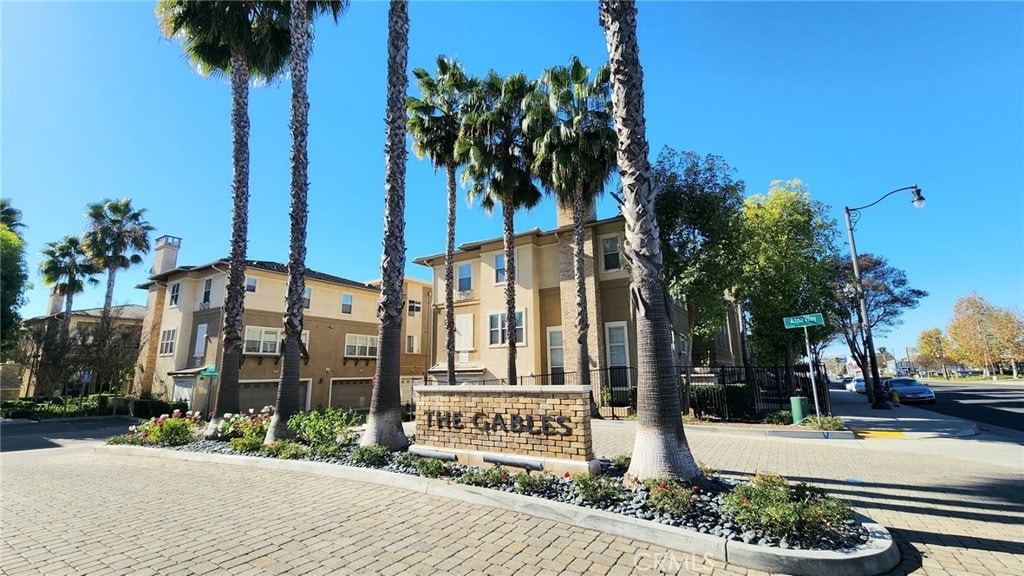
[{"xmin": 413, "ymin": 385, "xmax": 597, "ymax": 474}]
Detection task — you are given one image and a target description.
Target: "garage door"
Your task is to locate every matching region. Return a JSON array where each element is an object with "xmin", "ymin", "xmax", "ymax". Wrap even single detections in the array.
[
  {"xmin": 330, "ymin": 379, "xmax": 372, "ymax": 410},
  {"xmin": 239, "ymin": 380, "xmax": 309, "ymax": 413}
]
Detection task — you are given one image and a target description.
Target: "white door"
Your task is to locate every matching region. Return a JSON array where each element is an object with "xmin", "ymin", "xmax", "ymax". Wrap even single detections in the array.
[{"xmin": 172, "ymin": 378, "xmax": 195, "ymax": 407}]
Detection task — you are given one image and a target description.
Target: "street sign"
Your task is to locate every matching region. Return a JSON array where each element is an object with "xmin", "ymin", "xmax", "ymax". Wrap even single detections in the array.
[
  {"xmin": 200, "ymin": 365, "xmax": 220, "ymax": 378},
  {"xmin": 783, "ymin": 313, "xmax": 824, "ymax": 329}
]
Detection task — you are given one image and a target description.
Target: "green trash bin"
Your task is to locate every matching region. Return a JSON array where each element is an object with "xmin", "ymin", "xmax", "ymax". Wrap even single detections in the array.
[{"xmin": 790, "ymin": 396, "xmax": 809, "ymax": 424}]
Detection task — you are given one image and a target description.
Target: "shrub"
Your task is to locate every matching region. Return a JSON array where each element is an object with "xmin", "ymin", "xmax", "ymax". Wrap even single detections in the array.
[
  {"xmin": 414, "ymin": 457, "xmax": 452, "ymax": 478},
  {"xmin": 698, "ymin": 461, "xmax": 719, "ymax": 477},
  {"xmin": 263, "ymin": 440, "xmax": 307, "ymax": 460},
  {"xmin": 106, "ymin": 432, "xmax": 146, "ymax": 445},
  {"xmin": 349, "ymin": 444, "xmax": 390, "ymax": 466},
  {"xmin": 457, "ymin": 465, "xmax": 511, "ymax": 488},
  {"xmin": 609, "ymin": 454, "xmax": 631, "ymax": 472},
  {"xmin": 287, "ymin": 407, "xmax": 361, "ymax": 451},
  {"xmin": 146, "ymin": 416, "xmax": 199, "ymax": 446},
  {"xmin": 644, "ymin": 478, "xmax": 695, "ymax": 516},
  {"xmin": 513, "ymin": 472, "xmax": 556, "ymax": 495},
  {"xmin": 763, "ymin": 410, "xmax": 793, "ymax": 425},
  {"xmin": 571, "ymin": 474, "xmax": 627, "ymax": 506},
  {"xmin": 393, "ymin": 451, "xmax": 418, "ymax": 468},
  {"xmin": 229, "ymin": 436, "xmax": 264, "ymax": 453},
  {"xmin": 722, "ymin": 473, "xmax": 853, "ymax": 540},
  {"xmin": 803, "ymin": 416, "xmax": 845, "ymax": 431},
  {"xmin": 217, "ymin": 407, "xmax": 273, "ymax": 441}
]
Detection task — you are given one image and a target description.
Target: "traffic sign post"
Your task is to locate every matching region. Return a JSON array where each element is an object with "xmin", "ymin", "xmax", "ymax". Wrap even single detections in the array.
[{"xmin": 783, "ymin": 313, "xmax": 824, "ymax": 423}]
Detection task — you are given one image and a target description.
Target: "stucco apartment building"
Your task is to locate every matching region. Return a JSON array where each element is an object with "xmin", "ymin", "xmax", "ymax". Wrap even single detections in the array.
[
  {"xmin": 414, "ymin": 205, "xmax": 744, "ymax": 401},
  {"xmin": 134, "ymin": 236, "xmax": 432, "ymax": 415}
]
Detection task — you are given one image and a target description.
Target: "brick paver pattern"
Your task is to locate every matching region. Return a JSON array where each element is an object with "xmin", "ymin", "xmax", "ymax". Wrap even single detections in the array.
[{"xmin": 1, "ymin": 421, "xmax": 1021, "ymax": 575}]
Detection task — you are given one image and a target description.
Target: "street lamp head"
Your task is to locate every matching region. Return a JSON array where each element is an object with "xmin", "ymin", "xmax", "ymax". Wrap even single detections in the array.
[{"xmin": 910, "ymin": 186, "xmax": 925, "ymax": 209}]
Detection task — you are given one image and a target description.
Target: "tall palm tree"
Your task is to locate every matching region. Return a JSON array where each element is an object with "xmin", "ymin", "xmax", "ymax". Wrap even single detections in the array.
[
  {"xmin": 83, "ymin": 198, "xmax": 154, "ymax": 322},
  {"xmin": 457, "ymin": 71, "xmax": 543, "ymax": 385},
  {"xmin": 407, "ymin": 57, "xmax": 478, "ymax": 388},
  {"xmin": 158, "ymin": 0, "xmax": 291, "ymax": 436},
  {"xmin": 1, "ymin": 198, "xmax": 25, "ymax": 237},
  {"xmin": 600, "ymin": 0, "xmax": 700, "ymax": 482},
  {"xmin": 265, "ymin": 0, "xmax": 347, "ymax": 443},
  {"xmin": 361, "ymin": 0, "xmax": 410, "ymax": 450},
  {"xmin": 39, "ymin": 235, "xmax": 99, "ymax": 347},
  {"xmin": 532, "ymin": 56, "xmax": 616, "ymax": 410}
]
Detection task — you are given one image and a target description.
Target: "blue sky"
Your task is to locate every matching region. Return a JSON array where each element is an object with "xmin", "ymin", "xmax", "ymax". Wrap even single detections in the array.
[{"xmin": 4, "ymin": 1, "xmax": 1022, "ymax": 361}]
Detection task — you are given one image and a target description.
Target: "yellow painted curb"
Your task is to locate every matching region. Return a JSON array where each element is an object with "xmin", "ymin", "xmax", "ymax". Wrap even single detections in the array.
[{"xmin": 851, "ymin": 429, "xmax": 906, "ymax": 439}]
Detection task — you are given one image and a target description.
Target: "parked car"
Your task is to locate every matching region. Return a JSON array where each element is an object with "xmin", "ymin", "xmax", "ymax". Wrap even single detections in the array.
[
  {"xmin": 883, "ymin": 378, "xmax": 937, "ymax": 404},
  {"xmin": 853, "ymin": 378, "xmax": 867, "ymax": 394}
]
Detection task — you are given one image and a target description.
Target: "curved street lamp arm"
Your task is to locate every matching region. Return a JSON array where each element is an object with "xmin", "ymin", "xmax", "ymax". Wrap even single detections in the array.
[{"xmin": 848, "ymin": 184, "xmax": 920, "ymax": 213}]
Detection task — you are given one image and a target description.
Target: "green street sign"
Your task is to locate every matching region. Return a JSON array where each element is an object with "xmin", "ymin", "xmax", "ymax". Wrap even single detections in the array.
[
  {"xmin": 200, "ymin": 364, "xmax": 219, "ymax": 377},
  {"xmin": 783, "ymin": 313, "xmax": 825, "ymax": 329}
]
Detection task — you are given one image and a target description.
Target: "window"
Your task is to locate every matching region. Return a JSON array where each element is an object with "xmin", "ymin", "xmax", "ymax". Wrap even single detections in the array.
[
  {"xmin": 341, "ymin": 293, "xmax": 353, "ymax": 315},
  {"xmin": 602, "ymin": 236, "xmax": 621, "ymax": 271},
  {"xmin": 458, "ymin": 264, "xmax": 472, "ymax": 292},
  {"xmin": 408, "ymin": 300, "xmax": 421, "ymax": 317},
  {"xmin": 159, "ymin": 329, "xmax": 177, "ymax": 355},
  {"xmin": 455, "ymin": 314, "xmax": 474, "ymax": 351},
  {"xmin": 489, "ymin": 311, "xmax": 524, "ymax": 346},
  {"xmin": 245, "ymin": 278, "xmax": 257, "ymax": 293},
  {"xmin": 169, "ymin": 283, "xmax": 180, "ymax": 307},
  {"xmin": 345, "ymin": 334, "xmax": 378, "ymax": 358},
  {"xmin": 406, "ymin": 335, "xmax": 417, "ymax": 354},
  {"xmin": 244, "ymin": 326, "xmax": 308, "ymax": 355},
  {"xmin": 302, "ymin": 287, "xmax": 311, "ymax": 309},
  {"xmin": 494, "ymin": 254, "xmax": 506, "ymax": 284},
  {"xmin": 548, "ymin": 328, "xmax": 564, "ymax": 383},
  {"xmin": 193, "ymin": 324, "xmax": 208, "ymax": 358},
  {"xmin": 202, "ymin": 279, "xmax": 212, "ymax": 304}
]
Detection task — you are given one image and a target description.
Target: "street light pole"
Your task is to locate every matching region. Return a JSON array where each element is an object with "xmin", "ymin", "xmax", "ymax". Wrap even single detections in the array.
[{"xmin": 843, "ymin": 184, "xmax": 925, "ymax": 410}]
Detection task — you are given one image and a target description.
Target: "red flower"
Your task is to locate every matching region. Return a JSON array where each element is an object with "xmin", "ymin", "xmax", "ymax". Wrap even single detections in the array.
[
  {"xmin": 563, "ymin": 471, "xmax": 571, "ymax": 479},
  {"xmin": 658, "ymin": 482, "xmax": 668, "ymax": 491},
  {"xmin": 742, "ymin": 497, "xmax": 749, "ymax": 505}
]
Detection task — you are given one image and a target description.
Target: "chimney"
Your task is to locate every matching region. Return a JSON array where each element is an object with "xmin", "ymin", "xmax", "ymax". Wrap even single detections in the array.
[
  {"xmin": 152, "ymin": 236, "xmax": 182, "ymax": 274},
  {"xmin": 47, "ymin": 289, "xmax": 64, "ymax": 316},
  {"xmin": 555, "ymin": 198, "xmax": 598, "ymax": 229}
]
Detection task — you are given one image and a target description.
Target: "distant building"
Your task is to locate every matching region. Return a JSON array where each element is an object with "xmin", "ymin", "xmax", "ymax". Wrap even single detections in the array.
[{"xmin": 134, "ymin": 236, "xmax": 432, "ymax": 414}]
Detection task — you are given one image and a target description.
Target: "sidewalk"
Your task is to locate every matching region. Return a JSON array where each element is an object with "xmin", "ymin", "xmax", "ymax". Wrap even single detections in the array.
[{"xmin": 827, "ymin": 387, "xmax": 979, "ymax": 439}]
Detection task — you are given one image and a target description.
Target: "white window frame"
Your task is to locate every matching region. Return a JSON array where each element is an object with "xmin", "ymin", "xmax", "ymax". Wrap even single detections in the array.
[
  {"xmin": 159, "ymin": 328, "xmax": 177, "ymax": 356},
  {"xmin": 243, "ymin": 326, "xmax": 308, "ymax": 355},
  {"xmin": 341, "ymin": 293, "xmax": 353, "ymax": 315},
  {"xmin": 602, "ymin": 236, "xmax": 621, "ymax": 271},
  {"xmin": 169, "ymin": 283, "xmax": 180, "ymax": 307},
  {"xmin": 488, "ymin": 310, "xmax": 525, "ymax": 347},
  {"xmin": 605, "ymin": 321, "xmax": 631, "ymax": 388},
  {"xmin": 408, "ymin": 300, "xmax": 421, "ymax": 317},
  {"xmin": 202, "ymin": 278, "xmax": 212, "ymax": 304},
  {"xmin": 494, "ymin": 253, "xmax": 507, "ymax": 284},
  {"xmin": 245, "ymin": 278, "xmax": 257, "ymax": 293},
  {"xmin": 547, "ymin": 327, "xmax": 564, "ymax": 376},
  {"xmin": 193, "ymin": 324, "xmax": 208, "ymax": 358},
  {"xmin": 302, "ymin": 287, "xmax": 312, "ymax": 309},
  {"xmin": 345, "ymin": 334, "xmax": 378, "ymax": 358},
  {"xmin": 457, "ymin": 264, "xmax": 472, "ymax": 292},
  {"xmin": 406, "ymin": 334, "xmax": 417, "ymax": 354}
]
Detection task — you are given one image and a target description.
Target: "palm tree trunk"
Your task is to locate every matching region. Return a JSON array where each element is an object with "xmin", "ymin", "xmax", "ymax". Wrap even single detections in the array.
[
  {"xmin": 445, "ymin": 163, "xmax": 458, "ymax": 387},
  {"xmin": 61, "ymin": 291, "xmax": 74, "ymax": 346},
  {"xmin": 361, "ymin": 0, "xmax": 410, "ymax": 450},
  {"xmin": 102, "ymin": 266, "xmax": 117, "ymax": 321},
  {"xmin": 601, "ymin": 0, "xmax": 700, "ymax": 483},
  {"xmin": 205, "ymin": 49, "xmax": 249, "ymax": 438},
  {"xmin": 571, "ymin": 189, "xmax": 600, "ymax": 417},
  {"xmin": 266, "ymin": 0, "xmax": 310, "ymax": 444},
  {"xmin": 503, "ymin": 202, "xmax": 517, "ymax": 384}
]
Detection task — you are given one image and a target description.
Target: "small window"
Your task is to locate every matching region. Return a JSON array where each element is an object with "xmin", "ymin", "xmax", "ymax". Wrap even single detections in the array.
[
  {"xmin": 302, "ymin": 287, "xmax": 311, "ymax": 309},
  {"xmin": 202, "ymin": 278, "xmax": 212, "ymax": 304},
  {"xmin": 494, "ymin": 254, "xmax": 506, "ymax": 284},
  {"xmin": 458, "ymin": 264, "xmax": 472, "ymax": 292},
  {"xmin": 488, "ymin": 311, "xmax": 524, "ymax": 345},
  {"xmin": 406, "ymin": 335, "xmax": 417, "ymax": 354},
  {"xmin": 344, "ymin": 334, "xmax": 378, "ymax": 358},
  {"xmin": 341, "ymin": 293, "xmax": 353, "ymax": 315},
  {"xmin": 159, "ymin": 329, "xmax": 177, "ymax": 355},
  {"xmin": 245, "ymin": 278, "xmax": 257, "ymax": 293},
  {"xmin": 169, "ymin": 283, "xmax": 180, "ymax": 307},
  {"xmin": 602, "ymin": 237, "xmax": 621, "ymax": 271},
  {"xmin": 408, "ymin": 300, "xmax": 421, "ymax": 317}
]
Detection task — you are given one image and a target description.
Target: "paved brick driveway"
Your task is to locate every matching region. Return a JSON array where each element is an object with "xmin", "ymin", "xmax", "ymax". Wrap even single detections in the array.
[{"xmin": 2, "ymin": 419, "xmax": 1022, "ymax": 575}]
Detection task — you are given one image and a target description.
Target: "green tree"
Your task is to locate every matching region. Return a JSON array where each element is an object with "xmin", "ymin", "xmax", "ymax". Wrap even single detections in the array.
[
  {"xmin": 1, "ymin": 224, "xmax": 29, "ymax": 358},
  {"xmin": 407, "ymin": 56, "xmax": 478, "ymax": 388},
  {"xmin": 158, "ymin": 0, "xmax": 291, "ymax": 432},
  {"xmin": 946, "ymin": 292, "xmax": 998, "ymax": 376},
  {"xmin": 266, "ymin": 0, "xmax": 347, "ymax": 443},
  {"xmin": 532, "ymin": 56, "xmax": 617, "ymax": 408},
  {"xmin": 83, "ymin": 198, "xmax": 154, "ymax": 321},
  {"xmin": 916, "ymin": 327, "xmax": 949, "ymax": 378},
  {"xmin": 361, "ymin": 0, "xmax": 410, "ymax": 450},
  {"xmin": 39, "ymin": 236, "xmax": 99, "ymax": 346},
  {"xmin": 990, "ymin": 306, "xmax": 1023, "ymax": 378},
  {"xmin": 1, "ymin": 198, "xmax": 25, "ymax": 235},
  {"xmin": 601, "ymin": 0, "xmax": 700, "ymax": 482},
  {"xmin": 739, "ymin": 180, "xmax": 840, "ymax": 367},
  {"xmin": 457, "ymin": 71, "xmax": 544, "ymax": 384}
]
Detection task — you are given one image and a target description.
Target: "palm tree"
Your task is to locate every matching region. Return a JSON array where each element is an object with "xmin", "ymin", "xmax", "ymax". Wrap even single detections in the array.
[
  {"xmin": 407, "ymin": 57, "xmax": 478, "ymax": 388},
  {"xmin": 265, "ymin": 0, "xmax": 347, "ymax": 443},
  {"xmin": 532, "ymin": 57, "xmax": 617, "ymax": 412},
  {"xmin": 83, "ymin": 198, "xmax": 154, "ymax": 322},
  {"xmin": 40, "ymin": 236, "xmax": 99, "ymax": 344},
  {"xmin": 158, "ymin": 0, "xmax": 291, "ymax": 436},
  {"xmin": 457, "ymin": 71, "xmax": 543, "ymax": 385},
  {"xmin": 1, "ymin": 198, "xmax": 25, "ymax": 237},
  {"xmin": 600, "ymin": 0, "xmax": 700, "ymax": 482},
  {"xmin": 360, "ymin": 0, "xmax": 410, "ymax": 450}
]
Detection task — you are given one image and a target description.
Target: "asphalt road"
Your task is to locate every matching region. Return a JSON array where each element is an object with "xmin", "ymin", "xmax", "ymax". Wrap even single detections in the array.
[
  {"xmin": 0, "ymin": 417, "xmax": 135, "ymax": 453},
  {"xmin": 915, "ymin": 380, "xmax": 1024, "ymax": 434}
]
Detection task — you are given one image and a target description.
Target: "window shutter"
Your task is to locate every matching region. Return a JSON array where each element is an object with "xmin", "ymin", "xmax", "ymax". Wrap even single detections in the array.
[{"xmin": 455, "ymin": 314, "xmax": 473, "ymax": 351}]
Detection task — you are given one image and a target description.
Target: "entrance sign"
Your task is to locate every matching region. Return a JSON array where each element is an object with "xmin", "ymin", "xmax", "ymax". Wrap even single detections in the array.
[
  {"xmin": 413, "ymin": 385, "xmax": 600, "ymax": 476},
  {"xmin": 783, "ymin": 312, "xmax": 825, "ymax": 421}
]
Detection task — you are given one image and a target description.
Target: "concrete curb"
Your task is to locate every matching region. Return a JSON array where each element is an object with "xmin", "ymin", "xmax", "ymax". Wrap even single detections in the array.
[
  {"xmin": 687, "ymin": 425, "xmax": 857, "ymax": 440},
  {"xmin": 0, "ymin": 415, "xmax": 141, "ymax": 426},
  {"xmin": 95, "ymin": 445, "xmax": 900, "ymax": 576}
]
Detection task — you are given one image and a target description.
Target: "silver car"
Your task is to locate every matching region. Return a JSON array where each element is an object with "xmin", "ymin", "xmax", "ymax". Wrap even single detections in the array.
[{"xmin": 884, "ymin": 378, "xmax": 937, "ymax": 404}]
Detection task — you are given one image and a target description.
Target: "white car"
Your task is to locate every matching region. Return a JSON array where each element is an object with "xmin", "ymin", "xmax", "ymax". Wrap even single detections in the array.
[{"xmin": 854, "ymin": 378, "xmax": 867, "ymax": 393}]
